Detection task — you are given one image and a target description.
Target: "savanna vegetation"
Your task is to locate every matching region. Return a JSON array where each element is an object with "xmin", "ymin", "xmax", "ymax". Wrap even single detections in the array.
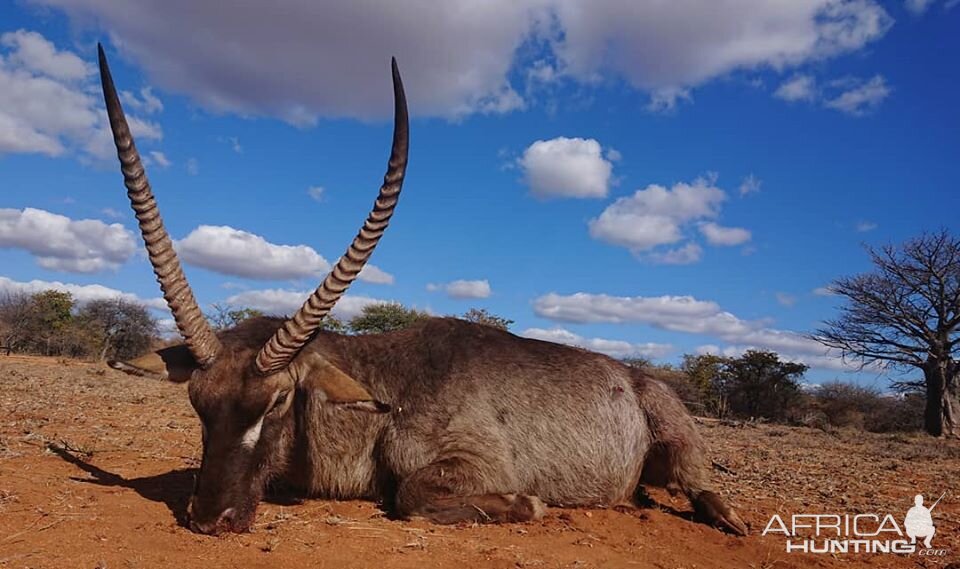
[{"xmin": 1, "ymin": 230, "xmax": 954, "ymax": 437}]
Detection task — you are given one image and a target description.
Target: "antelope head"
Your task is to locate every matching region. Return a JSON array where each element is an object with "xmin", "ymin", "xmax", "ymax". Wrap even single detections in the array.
[{"xmin": 98, "ymin": 45, "xmax": 408, "ymax": 534}]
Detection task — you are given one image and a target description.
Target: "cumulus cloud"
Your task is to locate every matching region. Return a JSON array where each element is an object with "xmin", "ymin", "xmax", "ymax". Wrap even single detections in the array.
[
  {"xmin": 645, "ymin": 87, "xmax": 692, "ymax": 113},
  {"xmin": 590, "ymin": 178, "xmax": 726, "ymax": 251},
  {"xmin": 824, "ymin": 75, "xmax": 890, "ymax": 115},
  {"xmin": 359, "ymin": 265, "xmax": 396, "ymax": 285},
  {"xmin": 695, "ymin": 343, "xmax": 852, "ymax": 371},
  {"xmin": 739, "ymin": 174, "xmax": 762, "ymax": 196},
  {"xmin": 519, "ymin": 137, "xmax": 613, "ymax": 198},
  {"xmin": 521, "ymin": 327, "xmax": 672, "ymax": 359},
  {"xmin": 427, "ymin": 279, "xmax": 492, "ymax": 299},
  {"xmin": 307, "ymin": 186, "xmax": 325, "ymax": 202},
  {"xmin": 149, "ymin": 150, "xmax": 171, "ymax": 168},
  {"xmin": 175, "ymin": 225, "xmax": 393, "ymax": 284},
  {"xmin": 904, "ymin": 0, "xmax": 941, "ymax": 14},
  {"xmin": 0, "ymin": 276, "xmax": 166, "ymax": 311},
  {"xmin": 0, "ymin": 207, "xmax": 136, "ymax": 273},
  {"xmin": 177, "ymin": 225, "xmax": 330, "ymax": 280},
  {"xmin": 533, "ymin": 291, "xmax": 845, "ymax": 369},
  {"xmin": 32, "ymin": 0, "xmax": 892, "ymax": 120},
  {"xmin": 0, "ymin": 29, "xmax": 163, "ymax": 160},
  {"xmin": 647, "ymin": 243, "xmax": 703, "ymax": 265},
  {"xmin": 551, "ymin": 0, "xmax": 892, "ymax": 93},
  {"xmin": 776, "ymin": 73, "xmax": 890, "ymax": 115},
  {"xmin": 774, "ymin": 74, "xmax": 818, "ymax": 102},
  {"xmin": 121, "ymin": 86, "xmax": 164, "ymax": 114},
  {"xmin": 699, "ymin": 222, "xmax": 752, "ymax": 246},
  {"xmin": 0, "ymin": 29, "xmax": 90, "ymax": 81},
  {"xmin": 225, "ymin": 288, "xmax": 387, "ymax": 320},
  {"xmin": 589, "ymin": 176, "xmax": 750, "ymax": 263},
  {"xmin": 775, "ymin": 292, "xmax": 798, "ymax": 307}
]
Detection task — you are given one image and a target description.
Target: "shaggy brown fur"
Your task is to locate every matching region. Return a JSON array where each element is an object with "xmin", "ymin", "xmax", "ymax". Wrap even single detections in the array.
[{"xmin": 113, "ymin": 316, "xmax": 747, "ymax": 536}]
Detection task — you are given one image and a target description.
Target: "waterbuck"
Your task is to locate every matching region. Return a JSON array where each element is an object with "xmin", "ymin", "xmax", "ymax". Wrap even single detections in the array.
[{"xmin": 98, "ymin": 44, "xmax": 746, "ymax": 537}]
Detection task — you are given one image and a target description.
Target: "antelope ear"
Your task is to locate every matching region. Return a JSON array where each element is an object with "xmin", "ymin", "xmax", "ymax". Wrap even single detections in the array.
[
  {"xmin": 297, "ymin": 353, "xmax": 391, "ymax": 413},
  {"xmin": 108, "ymin": 344, "xmax": 199, "ymax": 383}
]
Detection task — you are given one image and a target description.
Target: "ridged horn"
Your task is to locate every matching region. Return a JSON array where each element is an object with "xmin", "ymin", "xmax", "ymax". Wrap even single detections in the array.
[
  {"xmin": 98, "ymin": 44, "xmax": 222, "ymax": 368},
  {"xmin": 255, "ymin": 58, "xmax": 409, "ymax": 375}
]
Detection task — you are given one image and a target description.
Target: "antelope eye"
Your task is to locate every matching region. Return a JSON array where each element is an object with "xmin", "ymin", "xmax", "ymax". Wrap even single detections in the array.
[{"xmin": 268, "ymin": 391, "xmax": 290, "ymax": 414}]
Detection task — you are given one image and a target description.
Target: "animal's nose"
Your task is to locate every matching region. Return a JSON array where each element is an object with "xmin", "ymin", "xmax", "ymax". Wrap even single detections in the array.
[
  {"xmin": 218, "ymin": 507, "xmax": 237, "ymax": 527},
  {"xmin": 186, "ymin": 501, "xmax": 237, "ymax": 535}
]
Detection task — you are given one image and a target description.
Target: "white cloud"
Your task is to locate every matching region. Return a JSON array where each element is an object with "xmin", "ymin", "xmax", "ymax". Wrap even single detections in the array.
[
  {"xmin": 149, "ymin": 150, "xmax": 171, "ymax": 168},
  {"xmin": 695, "ymin": 343, "xmax": 852, "ymax": 371},
  {"xmin": 519, "ymin": 137, "xmax": 613, "ymax": 198},
  {"xmin": 775, "ymin": 292, "xmax": 798, "ymax": 307},
  {"xmin": 177, "ymin": 225, "xmax": 330, "ymax": 280},
  {"xmin": 739, "ymin": 174, "xmax": 762, "ymax": 197},
  {"xmin": 855, "ymin": 220, "xmax": 878, "ymax": 232},
  {"xmin": 824, "ymin": 74, "xmax": 890, "ymax": 115},
  {"xmin": 100, "ymin": 207, "xmax": 124, "ymax": 219},
  {"xmin": 521, "ymin": 327, "xmax": 672, "ymax": 359},
  {"xmin": 358, "ymin": 265, "xmax": 395, "ymax": 285},
  {"xmin": 427, "ymin": 279, "xmax": 492, "ymax": 299},
  {"xmin": 699, "ymin": 222, "xmax": 752, "ymax": 246},
  {"xmin": 904, "ymin": 0, "xmax": 936, "ymax": 14},
  {"xmin": 551, "ymin": 0, "xmax": 891, "ymax": 93},
  {"xmin": 0, "ymin": 276, "xmax": 165, "ymax": 311},
  {"xmin": 0, "ymin": 30, "xmax": 163, "ymax": 160},
  {"xmin": 647, "ymin": 243, "xmax": 703, "ymax": 265},
  {"xmin": 774, "ymin": 73, "xmax": 890, "ymax": 115},
  {"xmin": 217, "ymin": 135, "xmax": 242, "ymax": 153},
  {"xmin": 32, "ymin": 1, "xmax": 891, "ymax": 120},
  {"xmin": 175, "ymin": 224, "xmax": 392, "ymax": 284},
  {"xmin": 0, "ymin": 207, "xmax": 136, "ymax": 273},
  {"xmin": 307, "ymin": 186, "xmax": 325, "ymax": 202},
  {"xmin": 533, "ymin": 291, "xmax": 847, "ymax": 370},
  {"xmin": 225, "ymin": 289, "xmax": 386, "ymax": 320},
  {"xmin": 186, "ymin": 158, "xmax": 199, "ymax": 175},
  {"xmin": 588, "ymin": 176, "xmax": 729, "ymax": 261},
  {"xmin": 813, "ymin": 286, "xmax": 836, "ymax": 296},
  {"xmin": 645, "ymin": 87, "xmax": 692, "ymax": 113},
  {"xmin": 0, "ymin": 29, "xmax": 90, "ymax": 81},
  {"xmin": 121, "ymin": 86, "xmax": 163, "ymax": 114},
  {"xmin": 774, "ymin": 74, "xmax": 818, "ymax": 102}
]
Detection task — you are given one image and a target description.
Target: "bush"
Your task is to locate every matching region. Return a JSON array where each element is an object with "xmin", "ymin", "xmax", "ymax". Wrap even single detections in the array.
[
  {"xmin": 0, "ymin": 290, "xmax": 158, "ymax": 361},
  {"xmin": 460, "ymin": 308, "xmax": 513, "ymax": 331},
  {"xmin": 349, "ymin": 303, "xmax": 429, "ymax": 334},
  {"xmin": 807, "ymin": 382, "xmax": 924, "ymax": 433}
]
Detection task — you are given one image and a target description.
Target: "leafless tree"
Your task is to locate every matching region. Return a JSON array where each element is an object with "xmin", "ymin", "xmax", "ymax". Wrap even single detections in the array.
[
  {"xmin": 815, "ymin": 230, "xmax": 960, "ymax": 437},
  {"xmin": 0, "ymin": 292, "xmax": 33, "ymax": 351}
]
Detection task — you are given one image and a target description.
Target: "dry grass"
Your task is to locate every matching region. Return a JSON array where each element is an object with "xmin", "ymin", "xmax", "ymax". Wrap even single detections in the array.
[{"xmin": 1, "ymin": 354, "xmax": 958, "ymax": 569}]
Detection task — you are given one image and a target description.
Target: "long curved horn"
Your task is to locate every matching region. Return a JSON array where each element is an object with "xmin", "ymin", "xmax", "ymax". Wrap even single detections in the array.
[
  {"xmin": 255, "ymin": 58, "xmax": 409, "ymax": 375},
  {"xmin": 98, "ymin": 44, "xmax": 222, "ymax": 367}
]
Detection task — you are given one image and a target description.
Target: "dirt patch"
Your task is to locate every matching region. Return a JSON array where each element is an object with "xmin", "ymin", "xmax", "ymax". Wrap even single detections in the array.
[{"xmin": 1, "ymin": 355, "xmax": 957, "ymax": 568}]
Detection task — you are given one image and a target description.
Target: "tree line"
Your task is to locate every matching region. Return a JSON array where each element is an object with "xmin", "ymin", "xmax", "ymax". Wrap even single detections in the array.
[
  {"xmin": 0, "ymin": 290, "xmax": 157, "ymax": 361},
  {"xmin": 1, "ymin": 230, "xmax": 956, "ymax": 436},
  {"xmin": 630, "ymin": 351, "xmax": 924, "ymax": 433}
]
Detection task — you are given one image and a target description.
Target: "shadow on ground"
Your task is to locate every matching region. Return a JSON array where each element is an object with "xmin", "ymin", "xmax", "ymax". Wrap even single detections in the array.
[{"xmin": 48, "ymin": 443, "xmax": 195, "ymax": 526}]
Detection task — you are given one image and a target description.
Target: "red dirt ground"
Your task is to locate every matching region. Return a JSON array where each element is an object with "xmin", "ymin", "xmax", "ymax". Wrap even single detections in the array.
[{"xmin": 1, "ymin": 355, "xmax": 958, "ymax": 568}]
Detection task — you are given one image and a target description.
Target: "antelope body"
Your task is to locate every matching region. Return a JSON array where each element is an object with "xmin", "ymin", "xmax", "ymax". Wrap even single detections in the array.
[{"xmin": 97, "ymin": 44, "xmax": 746, "ymax": 537}]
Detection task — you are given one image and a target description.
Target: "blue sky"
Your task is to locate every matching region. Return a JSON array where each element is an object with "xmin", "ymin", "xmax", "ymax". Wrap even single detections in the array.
[{"xmin": 1, "ymin": 0, "xmax": 958, "ymax": 387}]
